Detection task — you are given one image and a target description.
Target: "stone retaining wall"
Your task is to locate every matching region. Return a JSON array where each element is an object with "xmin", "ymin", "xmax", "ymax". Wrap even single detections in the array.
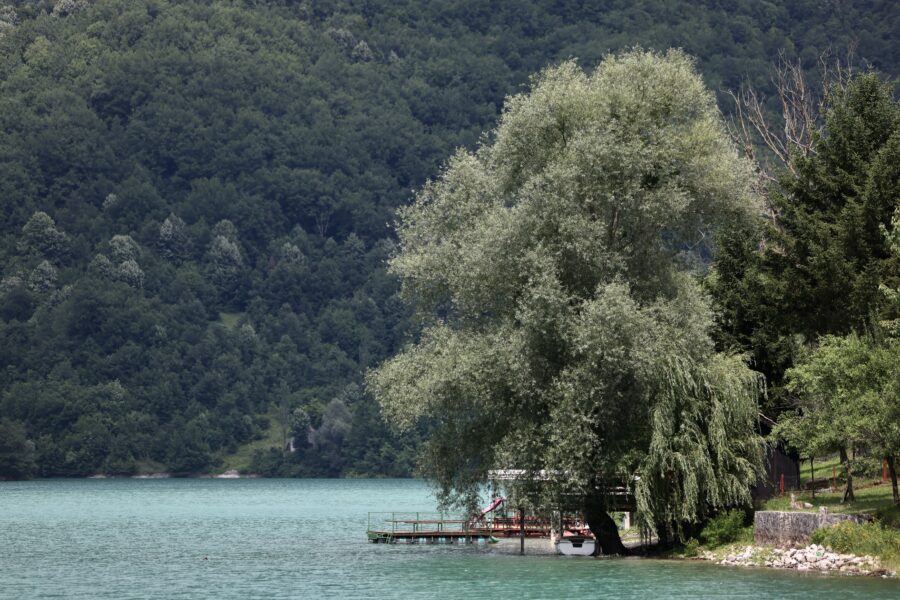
[{"xmin": 754, "ymin": 510, "xmax": 867, "ymax": 546}]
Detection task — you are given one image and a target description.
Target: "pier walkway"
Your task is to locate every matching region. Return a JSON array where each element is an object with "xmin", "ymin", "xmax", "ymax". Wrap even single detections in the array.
[
  {"xmin": 366, "ymin": 512, "xmax": 496, "ymax": 544},
  {"xmin": 366, "ymin": 512, "xmax": 592, "ymax": 544},
  {"xmin": 367, "ymin": 480, "xmax": 636, "ymax": 545}
]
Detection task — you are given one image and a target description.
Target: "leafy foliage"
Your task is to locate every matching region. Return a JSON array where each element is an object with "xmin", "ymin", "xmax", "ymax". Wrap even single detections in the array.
[
  {"xmin": 781, "ymin": 335, "xmax": 899, "ymax": 456},
  {"xmin": 369, "ymin": 51, "xmax": 765, "ymax": 541},
  {"xmin": 713, "ymin": 70, "xmax": 899, "ymax": 506},
  {"xmin": 682, "ymin": 538, "xmax": 700, "ymax": 557},
  {"xmin": 0, "ymin": 418, "xmax": 37, "ymax": 479},
  {"xmin": 772, "ymin": 74, "xmax": 899, "ymax": 338},
  {"xmin": 709, "ymin": 72, "xmax": 900, "ymax": 415},
  {"xmin": 700, "ymin": 509, "xmax": 748, "ymax": 547},
  {"xmin": 811, "ymin": 521, "xmax": 900, "ymax": 567},
  {"xmin": 0, "ymin": 0, "xmax": 896, "ymax": 478}
]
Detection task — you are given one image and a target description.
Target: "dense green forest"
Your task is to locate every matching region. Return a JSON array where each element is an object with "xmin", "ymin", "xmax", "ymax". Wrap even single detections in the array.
[{"xmin": 0, "ymin": 0, "xmax": 897, "ymax": 479}]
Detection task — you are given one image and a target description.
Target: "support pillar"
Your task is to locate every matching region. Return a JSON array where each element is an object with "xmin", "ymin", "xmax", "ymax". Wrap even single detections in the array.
[{"xmin": 519, "ymin": 507, "xmax": 525, "ymax": 555}]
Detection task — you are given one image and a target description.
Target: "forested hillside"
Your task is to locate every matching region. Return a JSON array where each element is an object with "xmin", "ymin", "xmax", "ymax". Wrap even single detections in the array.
[{"xmin": 0, "ymin": 0, "xmax": 896, "ymax": 478}]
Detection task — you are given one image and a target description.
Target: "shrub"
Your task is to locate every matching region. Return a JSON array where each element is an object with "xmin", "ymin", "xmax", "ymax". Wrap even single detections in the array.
[
  {"xmin": 810, "ymin": 521, "xmax": 900, "ymax": 563},
  {"xmin": 849, "ymin": 456, "xmax": 882, "ymax": 480},
  {"xmin": 876, "ymin": 504, "xmax": 900, "ymax": 529},
  {"xmin": 700, "ymin": 510, "xmax": 746, "ymax": 547},
  {"xmin": 683, "ymin": 538, "xmax": 700, "ymax": 557}
]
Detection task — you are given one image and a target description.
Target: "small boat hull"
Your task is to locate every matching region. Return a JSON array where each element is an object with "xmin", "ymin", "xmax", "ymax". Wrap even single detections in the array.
[{"xmin": 556, "ymin": 536, "xmax": 595, "ymax": 556}]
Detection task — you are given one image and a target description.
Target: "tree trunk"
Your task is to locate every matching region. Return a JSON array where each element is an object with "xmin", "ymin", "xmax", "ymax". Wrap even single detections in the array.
[
  {"xmin": 810, "ymin": 457, "xmax": 815, "ymax": 500},
  {"xmin": 888, "ymin": 455, "xmax": 899, "ymax": 505},
  {"xmin": 584, "ymin": 494, "xmax": 628, "ymax": 556},
  {"xmin": 840, "ymin": 447, "xmax": 855, "ymax": 503}
]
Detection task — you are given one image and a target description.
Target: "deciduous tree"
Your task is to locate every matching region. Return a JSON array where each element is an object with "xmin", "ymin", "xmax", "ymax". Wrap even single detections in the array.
[
  {"xmin": 369, "ymin": 50, "xmax": 766, "ymax": 553},
  {"xmin": 0, "ymin": 418, "xmax": 37, "ymax": 480},
  {"xmin": 778, "ymin": 334, "xmax": 900, "ymax": 503}
]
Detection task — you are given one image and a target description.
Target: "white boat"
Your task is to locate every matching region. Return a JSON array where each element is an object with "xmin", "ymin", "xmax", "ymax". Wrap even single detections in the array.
[{"xmin": 555, "ymin": 536, "xmax": 595, "ymax": 556}]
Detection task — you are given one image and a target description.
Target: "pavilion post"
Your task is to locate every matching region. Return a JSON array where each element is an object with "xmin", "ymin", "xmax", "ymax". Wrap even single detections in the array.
[{"xmin": 519, "ymin": 507, "xmax": 526, "ymax": 555}]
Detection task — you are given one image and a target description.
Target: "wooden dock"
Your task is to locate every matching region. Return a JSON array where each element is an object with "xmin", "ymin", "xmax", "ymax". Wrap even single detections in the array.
[
  {"xmin": 366, "ymin": 512, "xmax": 591, "ymax": 544},
  {"xmin": 366, "ymin": 512, "xmax": 496, "ymax": 544}
]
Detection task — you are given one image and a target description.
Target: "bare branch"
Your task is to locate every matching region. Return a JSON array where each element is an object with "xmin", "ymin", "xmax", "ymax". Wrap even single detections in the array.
[{"xmin": 726, "ymin": 47, "xmax": 858, "ymax": 228}]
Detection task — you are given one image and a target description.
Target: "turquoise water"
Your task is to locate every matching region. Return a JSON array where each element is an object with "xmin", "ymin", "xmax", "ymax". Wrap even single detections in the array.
[{"xmin": 1, "ymin": 479, "xmax": 897, "ymax": 599}]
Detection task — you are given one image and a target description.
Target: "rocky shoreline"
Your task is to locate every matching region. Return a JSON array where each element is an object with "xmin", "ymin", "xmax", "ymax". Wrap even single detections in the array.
[{"xmin": 704, "ymin": 543, "xmax": 894, "ymax": 578}]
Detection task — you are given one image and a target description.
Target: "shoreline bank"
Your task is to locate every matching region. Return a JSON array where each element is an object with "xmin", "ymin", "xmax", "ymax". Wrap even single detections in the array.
[{"xmin": 694, "ymin": 543, "xmax": 895, "ymax": 578}]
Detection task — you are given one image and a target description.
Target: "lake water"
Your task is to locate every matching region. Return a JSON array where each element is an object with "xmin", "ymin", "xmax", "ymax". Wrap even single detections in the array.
[{"xmin": 1, "ymin": 479, "xmax": 897, "ymax": 599}]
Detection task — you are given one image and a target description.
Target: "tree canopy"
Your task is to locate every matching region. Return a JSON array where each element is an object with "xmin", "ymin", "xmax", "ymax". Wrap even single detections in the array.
[
  {"xmin": 0, "ymin": 0, "xmax": 896, "ymax": 480},
  {"xmin": 710, "ymin": 72, "xmax": 900, "ymax": 412},
  {"xmin": 369, "ymin": 50, "xmax": 767, "ymax": 551},
  {"xmin": 776, "ymin": 333, "xmax": 900, "ymax": 503},
  {"xmin": 711, "ymin": 68, "xmax": 900, "ymax": 504}
]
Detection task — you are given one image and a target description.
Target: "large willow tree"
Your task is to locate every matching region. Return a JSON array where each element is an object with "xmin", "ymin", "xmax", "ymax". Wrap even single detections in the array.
[{"xmin": 368, "ymin": 50, "xmax": 765, "ymax": 553}]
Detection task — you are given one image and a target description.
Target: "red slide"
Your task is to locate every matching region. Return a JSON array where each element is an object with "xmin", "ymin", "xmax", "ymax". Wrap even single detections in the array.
[{"xmin": 480, "ymin": 496, "xmax": 505, "ymax": 516}]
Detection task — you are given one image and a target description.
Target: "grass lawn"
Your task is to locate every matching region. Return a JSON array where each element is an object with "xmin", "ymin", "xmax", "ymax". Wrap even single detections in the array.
[
  {"xmin": 798, "ymin": 454, "xmax": 844, "ymax": 486},
  {"xmin": 761, "ymin": 478, "xmax": 900, "ymax": 528},
  {"xmin": 216, "ymin": 412, "xmax": 283, "ymax": 474},
  {"xmin": 667, "ymin": 484, "xmax": 900, "ymax": 571},
  {"xmin": 667, "ymin": 466, "xmax": 900, "ymax": 571}
]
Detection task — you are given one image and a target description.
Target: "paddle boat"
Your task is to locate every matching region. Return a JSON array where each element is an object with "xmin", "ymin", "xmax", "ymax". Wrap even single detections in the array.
[{"xmin": 555, "ymin": 535, "xmax": 595, "ymax": 556}]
